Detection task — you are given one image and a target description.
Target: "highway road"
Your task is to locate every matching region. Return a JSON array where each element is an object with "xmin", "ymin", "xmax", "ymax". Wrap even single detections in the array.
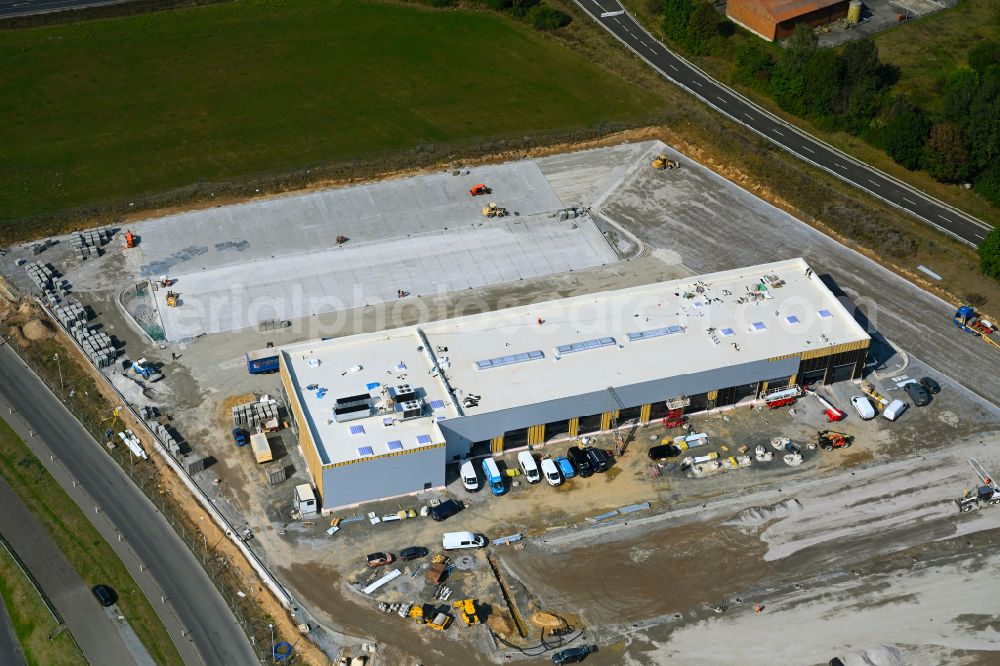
[
  {"xmin": 575, "ymin": 0, "xmax": 992, "ymax": 247},
  {"xmin": 0, "ymin": 0, "xmax": 129, "ymax": 19},
  {"xmin": 0, "ymin": 343, "xmax": 258, "ymax": 666}
]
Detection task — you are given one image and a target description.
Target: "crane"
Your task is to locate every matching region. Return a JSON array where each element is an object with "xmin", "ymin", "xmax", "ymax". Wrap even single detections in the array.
[{"xmin": 100, "ymin": 407, "xmax": 122, "ymax": 441}]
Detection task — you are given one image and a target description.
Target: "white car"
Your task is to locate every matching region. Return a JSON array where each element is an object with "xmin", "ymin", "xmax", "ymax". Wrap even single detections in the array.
[
  {"xmin": 460, "ymin": 460, "xmax": 479, "ymax": 492},
  {"xmin": 517, "ymin": 451, "xmax": 541, "ymax": 483},
  {"xmin": 851, "ymin": 395, "xmax": 875, "ymax": 420},
  {"xmin": 540, "ymin": 458, "xmax": 562, "ymax": 486}
]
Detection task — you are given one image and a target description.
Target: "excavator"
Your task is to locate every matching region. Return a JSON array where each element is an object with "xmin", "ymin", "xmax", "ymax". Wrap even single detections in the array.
[
  {"xmin": 469, "ymin": 183, "xmax": 491, "ymax": 196},
  {"xmin": 125, "ymin": 230, "xmax": 137, "ymax": 248},
  {"xmin": 482, "ymin": 202, "xmax": 507, "ymax": 218},
  {"xmin": 814, "ymin": 430, "xmax": 853, "ymax": 450},
  {"xmin": 651, "ymin": 153, "xmax": 679, "ymax": 171}
]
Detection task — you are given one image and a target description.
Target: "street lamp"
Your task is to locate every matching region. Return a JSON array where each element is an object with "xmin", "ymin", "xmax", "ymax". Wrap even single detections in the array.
[
  {"xmin": 269, "ymin": 623, "xmax": 274, "ymax": 664},
  {"xmin": 53, "ymin": 353, "xmax": 63, "ymax": 394}
]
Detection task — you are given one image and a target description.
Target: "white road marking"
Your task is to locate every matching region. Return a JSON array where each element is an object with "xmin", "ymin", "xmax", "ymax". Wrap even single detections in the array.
[
  {"xmin": 744, "ymin": 113, "xmax": 754, "ymax": 120},
  {"xmin": 693, "ymin": 80, "xmax": 702, "ymax": 87},
  {"xmin": 668, "ymin": 63, "xmax": 678, "ymax": 71},
  {"xmin": 902, "ymin": 197, "xmax": 917, "ymax": 205},
  {"xmin": 975, "ymin": 233, "xmax": 986, "ymax": 240},
  {"xmin": 802, "ymin": 146, "xmax": 815, "ymax": 154},
  {"xmin": 834, "ymin": 163, "xmax": 847, "ymax": 169},
  {"xmin": 771, "ymin": 128, "xmax": 784, "ymax": 136},
  {"xmin": 938, "ymin": 214, "xmax": 952, "ymax": 223},
  {"xmin": 717, "ymin": 96, "xmax": 726, "ymax": 103},
  {"xmin": 868, "ymin": 179, "xmax": 880, "ymax": 187}
]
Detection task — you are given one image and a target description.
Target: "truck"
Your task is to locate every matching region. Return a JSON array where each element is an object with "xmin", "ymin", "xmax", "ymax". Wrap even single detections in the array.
[
  {"xmin": 953, "ymin": 306, "xmax": 1000, "ymax": 350},
  {"xmin": 956, "ymin": 458, "xmax": 1000, "ymax": 513},
  {"xmin": 130, "ymin": 358, "xmax": 164, "ymax": 383},
  {"xmin": 246, "ymin": 348, "xmax": 280, "ymax": 374}
]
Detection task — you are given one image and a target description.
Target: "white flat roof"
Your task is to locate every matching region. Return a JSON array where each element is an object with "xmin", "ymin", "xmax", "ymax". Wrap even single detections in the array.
[{"xmin": 283, "ymin": 258, "xmax": 868, "ymax": 460}]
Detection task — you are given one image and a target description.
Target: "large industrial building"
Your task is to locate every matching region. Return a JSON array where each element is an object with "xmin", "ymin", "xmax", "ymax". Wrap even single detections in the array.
[
  {"xmin": 726, "ymin": 0, "xmax": 851, "ymax": 41},
  {"xmin": 279, "ymin": 258, "xmax": 870, "ymax": 509}
]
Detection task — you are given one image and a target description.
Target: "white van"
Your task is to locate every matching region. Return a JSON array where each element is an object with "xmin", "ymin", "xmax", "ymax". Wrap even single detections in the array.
[
  {"xmin": 442, "ymin": 531, "xmax": 486, "ymax": 550},
  {"xmin": 882, "ymin": 399, "xmax": 908, "ymax": 421},
  {"xmin": 850, "ymin": 395, "xmax": 876, "ymax": 420},
  {"xmin": 540, "ymin": 458, "xmax": 562, "ymax": 486},
  {"xmin": 460, "ymin": 460, "xmax": 479, "ymax": 492},
  {"xmin": 518, "ymin": 451, "xmax": 541, "ymax": 483}
]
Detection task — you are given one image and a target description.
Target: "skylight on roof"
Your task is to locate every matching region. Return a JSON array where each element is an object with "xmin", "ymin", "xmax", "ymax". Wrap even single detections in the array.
[
  {"xmin": 720, "ymin": 327, "xmax": 735, "ymax": 337},
  {"xmin": 555, "ymin": 337, "xmax": 616, "ymax": 355},
  {"xmin": 357, "ymin": 446, "xmax": 374, "ymax": 457},
  {"xmin": 475, "ymin": 350, "xmax": 544, "ymax": 370},
  {"xmin": 416, "ymin": 434, "xmax": 433, "ymax": 445},
  {"xmin": 818, "ymin": 309, "xmax": 832, "ymax": 318},
  {"xmin": 786, "ymin": 315, "xmax": 800, "ymax": 325},
  {"xmin": 387, "ymin": 440, "xmax": 403, "ymax": 452},
  {"xmin": 751, "ymin": 322, "xmax": 767, "ymax": 332},
  {"xmin": 626, "ymin": 325, "xmax": 684, "ymax": 342},
  {"xmin": 349, "ymin": 425, "xmax": 365, "ymax": 435}
]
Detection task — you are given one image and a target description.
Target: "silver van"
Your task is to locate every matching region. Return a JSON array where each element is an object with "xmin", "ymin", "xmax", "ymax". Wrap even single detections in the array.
[{"xmin": 442, "ymin": 531, "xmax": 486, "ymax": 550}]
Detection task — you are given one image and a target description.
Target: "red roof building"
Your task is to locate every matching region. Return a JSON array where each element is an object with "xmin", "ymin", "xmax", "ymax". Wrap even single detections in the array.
[{"xmin": 726, "ymin": 0, "xmax": 849, "ymax": 41}]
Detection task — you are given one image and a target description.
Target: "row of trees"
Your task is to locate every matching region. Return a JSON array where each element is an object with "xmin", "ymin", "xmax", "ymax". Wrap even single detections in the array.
[{"xmin": 418, "ymin": 0, "xmax": 572, "ymax": 29}]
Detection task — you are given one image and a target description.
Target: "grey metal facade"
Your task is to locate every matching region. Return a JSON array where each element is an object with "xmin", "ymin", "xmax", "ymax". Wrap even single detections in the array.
[
  {"xmin": 438, "ymin": 356, "xmax": 800, "ymax": 456},
  {"xmin": 322, "ymin": 445, "xmax": 447, "ymax": 508}
]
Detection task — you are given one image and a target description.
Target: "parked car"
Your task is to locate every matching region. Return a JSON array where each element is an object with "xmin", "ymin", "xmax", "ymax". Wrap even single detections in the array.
[
  {"xmin": 552, "ymin": 645, "xmax": 592, "ymax": 664},
  {"xmin": 555, "ymin": 456, "xmax": 575, "ymax": 479},
  {"xmin": 648, "ymin": 444, "xmax": 682, "ymax": 461},
  {"xmin": 232, "ymin": 427, "xmax": 249, "ymax": 447},
  {"xmin": 399, "ymin": 546, "xmax": 428, "ymax": 561},
  {"xmin": 518, "ymin": 451, "xmax": 541, "ymax": 483},
  {"xmin": 91, "ymin": 584, "xmax": 116, "ymax": 607},
  {"xmin": 442, "ymin": 531, "xmax": 487, "ymax": 550},
  {"xmin": 429, "ymin": 499, "xmax": 463, "ymax": 522},
  {"xmin": 904, "ymin": 382, "xmax": 931, "ymax": 406},
  {"xmin": 566, "ymin": 447, "xmax": 594, "ymax": 477},
  {"xmin": 366, "ymin": 552, "xmax": 395, "ymax": 568},
  {"xmin": 919, "ymin": 376, "xmax": 941, "ymax": 394},
  {"xmin": 850, "ymin": 395, "xmax": 876, "ymax": 420},
  {"xmin": 540, "ymin": 458, "xmax": 562, "ymax": 486},
  {"xmin": 883, "ymin": 399, "xmax": 908, "ymax": 421},
  {"xmin": 460, "ymin": 460, "xmax": 479, "ymax": 492},
  {"xmin": 585, "ymin": 447, "xmax": 610, "ymax": 473}
]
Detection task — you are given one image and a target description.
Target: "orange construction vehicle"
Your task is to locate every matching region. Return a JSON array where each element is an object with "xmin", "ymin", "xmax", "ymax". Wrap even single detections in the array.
[
  {"xmin": 125, "ymin": 230, "xmax": 137, "ymax": 248},
  {"xmin": 469, "ymin": 184, "xmax": 490, "ymax": 196}
]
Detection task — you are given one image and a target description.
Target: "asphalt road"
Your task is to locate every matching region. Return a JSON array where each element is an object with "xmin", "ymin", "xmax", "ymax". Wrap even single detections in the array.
[
  {"xmin": 0, "ymin": 475, "xmax": 135, "ymax": 664},
  {"xmin": 0, "ymin": 344, "xmax": 257, "ymax": 666},
  {"xmin": 0, "ymin": 0, "xmax": 129, "ymax": 18},
  {"xmin": 576, "ymin": 0, "xmax": 993, "ymax": 247}
]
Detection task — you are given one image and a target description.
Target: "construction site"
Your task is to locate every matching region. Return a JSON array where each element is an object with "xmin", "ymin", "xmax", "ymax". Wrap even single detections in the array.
[{"xmin": 2, "ymin": 139, "xmax": 1000, "ymax": 665}]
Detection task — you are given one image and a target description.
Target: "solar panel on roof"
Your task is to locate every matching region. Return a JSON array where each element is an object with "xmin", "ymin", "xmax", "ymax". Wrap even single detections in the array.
[
  {"xmin": 387, "ymin": 440, "xmax": 403, "ymax": 451},
  {"xmin": 626, "ymin": 326, "xmax": 683, "ymax": 342},
  {"xmin": 474, "ymin": 350, "xmax": 544, "ymax": 370},
  {"xmin": 721, "ymin": 327, "xmax": 735, "ymax": 336},
  {"xmin": 752, "ymin": 322, "xmax": 767, "ymax": 331},
  {"xmin": 786, "ymin": 315, "xmax": 800, "ymax": 325},
  {"xmin": 554, "ymin": 337, "xmax": 616, "ymax": 355},
  {"xmin": 416, "ymin": 434, "xmax": 432, "ymax": 444},
  {"xmin": 357, "ymin": 446, "xmax": 374, "ymax": 457},
  {"xmin": 349, "ymin": 425, "xmax": 365, "ymax": 435},
  {"xmin": 429, "ymin": 399, "xmax": 445, "ymax": 409},
  {"xmin": 818, "ymin": 309, "xmax": 832, "ymax": 318}
]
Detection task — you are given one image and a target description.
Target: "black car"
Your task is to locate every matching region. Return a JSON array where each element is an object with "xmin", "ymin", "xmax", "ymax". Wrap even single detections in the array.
[
  {"xmin": 904, "ymin": 382, "xmax": 931, "ymax": 406},
  {"xmin": 919, "ymin": 376, "xmax": 941, "ymax": 394},
  {"xmin": 429, "ymin": 499, "xmax": 463, "ymax": 522},
  {"xmin": 91, "ymin": 584, "xmax": 116, "ymax": 607},
  {"xmin": 552, "ymin": 645, "xmax": 592, "ymax": 664},
  {"xmin": 648, "ymin": 444, "xmax": 682, "ymax": 461},
  {"xmin": 566, "ymin": 447, "xmax": 594, "ymax": 477},
  {"xmin": 585, "ymin": 447, "xmax": 610, "ymax": 473},
  {"xmin": 399, "ymin": 546, "xmax": 429, "ymax": 561}
]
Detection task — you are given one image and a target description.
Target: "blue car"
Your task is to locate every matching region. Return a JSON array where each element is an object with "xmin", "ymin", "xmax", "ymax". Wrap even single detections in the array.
[
  {"xmin": 232, "ymin": 428, "xmax": 249, "ymax": 447},
  {"xmin": 555, "ymin": 456, "xmax": 575, "ymax": 479}
]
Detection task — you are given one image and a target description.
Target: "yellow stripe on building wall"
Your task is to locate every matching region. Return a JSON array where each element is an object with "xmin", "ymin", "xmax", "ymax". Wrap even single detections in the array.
[
  {"xmin": 491, "ymin": 435, "xmax": 504, "ymax": 454},
  {"xmin": 639, "ymin": 404, "xmax": 651, "ymax": 423},
  {"xmin": 280, "ymin": 359, "xmax": 325, "ymax": 499},
  {"xmin": 568, "ymin": 417, "xmax": 579, "ymax": 437},
  {"xmin": 328, "ymin": 442, "xmax": 446, "ymax": 468},
  {"xmin": 768, "ymin": 339, "xmax": 871, "ymax": 362},
  {"xmin": 527, "ymin": 424, "xmax": 545, "ymax": 446}
]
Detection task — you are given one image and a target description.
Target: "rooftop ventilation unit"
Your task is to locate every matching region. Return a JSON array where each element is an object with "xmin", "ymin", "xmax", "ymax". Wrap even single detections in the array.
[
  {"xmin": 397, "ymin": 400, "xmax": 424, "ymax": 420},
  {"xmin": 391, "ymin": 383, "xmax": 418, "ymax": 403},
  {"xmin": 333, "ymin": 393, "xmax": 373, "ymax": 423}
]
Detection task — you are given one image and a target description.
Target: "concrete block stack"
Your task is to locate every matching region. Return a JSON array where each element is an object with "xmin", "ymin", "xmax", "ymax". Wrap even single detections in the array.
[
  {"xmin": 73, "ymin": 325, "xmax": 116, "ymax": 368},
  {"xmin": 24, "ymin": 261, "xmax": 54, "ymax": 291},
  {"xmin": 146, "ymin": 420, "xmax": 185, "ymax": 458},
  {"xmin": 71, "ymin": 228, "xmax": 111, "ymax": 260},
  {"xmin": 232, "ymin": 398, "xmax": 280, "ymax": 429},
  {"xmin": 51, "ymin": 301, "xmax": 89, "ymax": 329}
]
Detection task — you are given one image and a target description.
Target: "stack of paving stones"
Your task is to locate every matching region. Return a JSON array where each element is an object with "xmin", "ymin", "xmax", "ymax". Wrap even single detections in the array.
[
  {"xmin": 75, "ymin": 324, "xmax": 116, "ymax": 368},
  {"xmin": 24, "ymin": 261, "xmax": 71, "ymax": 306},
  {"xmin": 71, "ymin": 228, "xmax": 112, "ymax": 260},
  {"xmin": 232, "ymin": 399, "xmax": 279, "ymax": 429},
  {"xmin": 146, "ymin": 420, "xmax": 186, "ymax": 458}
]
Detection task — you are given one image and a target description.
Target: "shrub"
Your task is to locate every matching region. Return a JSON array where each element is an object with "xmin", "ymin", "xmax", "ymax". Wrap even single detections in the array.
[
  {"xmin": 526, "ymin": 4, "xmax": 571, "ymax": 29},
  {"xmin": 978, "ymin": 228, "xmax": 1000, "ymax": 280},
  {"xmin": 975, "ymin": 165, "xmax": 1000, "ymax": 208},
  {"xmin": 922, "ymin": 122, "xmax": 970, "ymax": 183}
]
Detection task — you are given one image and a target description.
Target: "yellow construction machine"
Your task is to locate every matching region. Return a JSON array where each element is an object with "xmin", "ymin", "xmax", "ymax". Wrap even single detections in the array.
[
  {"xmin": 408, "ymin": 604, "xmax": 451, "ymax": 630},
  {"xmin": 165, "ymin": 291, "xmax": 179, "ymax": 307},
  {"xmin": 482, "ymin": 202, "xmax": 508, "ymax": 218},
  {"xmin": 453, "ymin": 599, "xmax": 480, "ymax": 626},
  {"xmin": 651, "ymin": 153, "xmax": 679, "ymax": 171}
]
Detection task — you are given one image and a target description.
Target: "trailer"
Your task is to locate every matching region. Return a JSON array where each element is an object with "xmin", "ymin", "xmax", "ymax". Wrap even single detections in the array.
[
  {"xmin": 250, "ymin": 433, "xmax": 273, "ymax": 464},
  {"xmin": 953, "ymin": 306, "xmax": 1000, "ymax": 350},
  {"xmin": 247, "ymin": 348, "xmax": 280, "ymax": 374}
]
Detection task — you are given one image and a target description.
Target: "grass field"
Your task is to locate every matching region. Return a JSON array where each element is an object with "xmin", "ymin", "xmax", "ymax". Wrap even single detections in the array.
[
  {"xmin": 0, "ymin": 419, "xmax": 183, "ymax": 666},
  {"xmin": 875, "ymin": 0, "xmax": 1000, "ymax": 113},
  {"xmin": 0, "ymin": 0, "xmax": 658, "ymax": 226},
  {"xmin": 0, "ymin": 548, "xmax": 83, "ymax": 666}
]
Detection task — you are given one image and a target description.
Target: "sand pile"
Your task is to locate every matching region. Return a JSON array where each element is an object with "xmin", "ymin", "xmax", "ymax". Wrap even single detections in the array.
[
  {"xmin": 530, "ymin": 611, "xmax": 566, "ymax": 629},
  {"xmin": 22, "ymin": 319, "xmax": 54, "ymax": 341},
  {"xmin": 843, "ymin": 645, "xmax": 904, "ymax": 666},
  {"xmin": 487, "ymin": 613, "xmax": 514, "ymax": 637},
  {"xmin": 725, "ymin": 498, "xmax": 803, "ymax": 532}
]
